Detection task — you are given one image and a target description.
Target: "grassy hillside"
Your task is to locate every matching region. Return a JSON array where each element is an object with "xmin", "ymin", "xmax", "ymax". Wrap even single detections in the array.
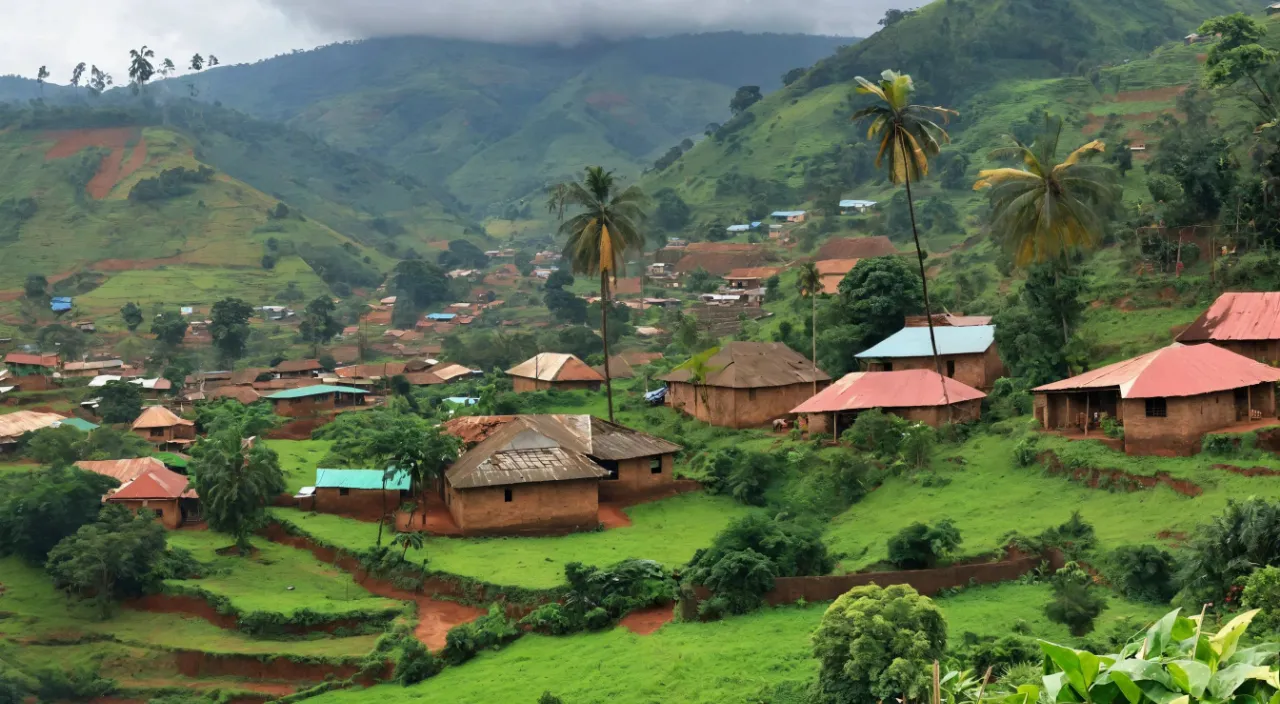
[{"xmin": 175, "ymin": 33, "xmax": 855, "ymax": 212}]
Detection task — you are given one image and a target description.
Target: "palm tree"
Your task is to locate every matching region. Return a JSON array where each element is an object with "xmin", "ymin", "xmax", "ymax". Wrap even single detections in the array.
[
  {"xmin": 128, "ymin": 46, "xmax": 156, "ymax": 95},
  {"xmin": 553, "ymin": 166, "xmax": 649, "ymax": 422},
  {"xmin": 796, "ymin": 262, "xmax": 822, "ymax": 395},
  {"xmin": 852, "ymin": 70, "xmax": 956, "ymax": 413},
  {"xmin": 974, "ymin": 115, "xmax": 1119, "ymax": 343},
  {"xmin": 70, "ymin": 63, "xmax": 86, "ymax": 96},
  {"xmin": 36, "ymin": 66, "xmax": 49, "ymax": 97},
  {"xmin": 391, "ymin": 531, "xmax": 426, "ymax": 560}
]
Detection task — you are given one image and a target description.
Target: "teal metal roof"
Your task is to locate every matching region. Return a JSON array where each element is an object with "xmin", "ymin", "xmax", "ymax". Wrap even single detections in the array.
[
  {"xmin": 53, "ymin": 417, "xmax": 99, "ymax": 432},
  {"xmin": 856, "ymin": 325, "xmax": 996, "ymax": 359},
  {"xmin": 266, "ymin": 385, "xmax": 369, "ymax": 400},
  {"xmin": 315, "ymin": 468, "xmax": 409, "ymax": 491}
]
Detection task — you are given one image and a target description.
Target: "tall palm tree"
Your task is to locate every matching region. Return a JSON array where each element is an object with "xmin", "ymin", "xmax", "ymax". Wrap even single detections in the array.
[
  {"xmin": 553, "ymin": 167, "xmax": 649, "ymax": 422},
  {"xmin": 852, "ymin": 70, "xmax": 956, "ymax": 413},
  {"xmin": 796, "ymin": 262, "xmax": 822, "ymax": 395},
  {"xmin": 128, "ymin": 46, "xmax": 155, "ymax": 95}
]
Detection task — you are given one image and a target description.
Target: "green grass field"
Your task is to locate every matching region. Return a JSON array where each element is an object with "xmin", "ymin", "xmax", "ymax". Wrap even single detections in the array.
[
  {"xmin": 271, "ymin": 492, "xmax": 758, "ymax": 589},
  {"xmin": 266, "ymin": 438, "xmax": 334, "ymax": 493},
  {"xmin": 165, "ymin": 530, "xmax": 406, "ymax": 619}
]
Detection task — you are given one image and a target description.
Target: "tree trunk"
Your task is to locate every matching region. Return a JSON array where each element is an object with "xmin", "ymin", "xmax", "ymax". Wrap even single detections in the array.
[
  {"xmin": 601, "ymin": 270, "xmax": 615, "ymax": 422},
  {"xmin": 376, "ymin": 475, "xmax": 387, "ymax": 548},
  {"xmin": 903, "ymin": 168, "xmax": 953, "ymax": 423},
  {"xmin": 811, "ymin": 292, "xmax": 818, "ymax": 396}
]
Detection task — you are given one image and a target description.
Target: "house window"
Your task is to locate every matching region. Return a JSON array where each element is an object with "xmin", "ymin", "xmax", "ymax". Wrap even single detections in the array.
[
  {"xmin": 504, "ymin": 488, "xmax": 513, "ymax": 503},
  {"xmin": 1145, "ymin": 398, "xmax": 1167, "ymax": 418},
  {"xmin": 883, "ymin": 362, "xmax": 894, "ymax": 372},
  {"xmin": 946, "ymin": 360, "xmax": 956, "ymax": 377},
  {"xmin": 150, "ymin": 428, "xmax": 164, "ymax": 438},
  {"xmin": 748, "ymin": 388, "xmax": 757, "ymax": 401},
  {"xmin": 598, "ymin": 459, "xmax": 620, "ymax": 481},
  {"xmin": 650, "ymin": 457, "xmax": 662, "ymax": 474},
  {"xmin": 338, "ymin": 488, "xmax": 350, "ymax": 496}
]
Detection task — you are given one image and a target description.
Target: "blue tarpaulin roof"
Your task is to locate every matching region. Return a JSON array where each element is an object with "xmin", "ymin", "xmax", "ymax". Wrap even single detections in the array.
[
  {"xmin": 856, "ymin": 325, "xmax": 996, "ymax": 359},
  {"xmin": 644, "ymin": 387, "xmax": 667, "ymax": 403},
  {"xmin": 315, "ymin": 468, "xmax": 409, "ymax": 491},
  {"xmin": 444, "ymin": 397, "xmax": 479, "ymax": 405},
  {"xmin": 426, "ymin": 313, "xmax": 457, "ymax": 321},
  {"xmin": 840, "ymin": 199, "xmax": 877, "ymax": 208},
  {"xmin": 51, "ymin": 297, "xmax": 72, "ymax": 312},
  {"xmin": 771, "ymin": 210, "xmax": 806, "ymax": 218}
]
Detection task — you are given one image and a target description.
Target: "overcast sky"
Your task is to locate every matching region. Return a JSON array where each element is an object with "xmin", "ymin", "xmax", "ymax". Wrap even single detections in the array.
[{"xmin": 2, "ymin": 0, "xmax": 908, "ymax": 82}]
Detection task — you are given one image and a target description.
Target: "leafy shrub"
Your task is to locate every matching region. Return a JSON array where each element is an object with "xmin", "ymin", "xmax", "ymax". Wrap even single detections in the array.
[
  {"xmin": 518, "ymin": 603, "xmax": 576, "ymax": 635},
  {"xmin": 696, "ymin": 595, "xmax": 730, "ymax": 621},
  {"xmin": 1107, "ymin": 545, "xmax": 1178, "ymax": 604},
  {"xmin": 584, "ymin": 607, "xmax": 611, "ymax": 631},
  {"xmin": 538, "ymin": 692, "xmax": 565, "ymax": 704},
  {"xmin": 563, "ymin": 559, "xmax": 676, "ymax": 626},
  {"xmin": 1201, "ymin": 434, "xmax": 1240, "ymax": 456},
  {"xmin": 1243, "ymin": 566, "xmax": 1280, "ymax": 634},
  {"xmin": 691, "ymin": 447, "xmax": 781, "ymax": 506},
  {"xmin": 887, "ymin": 520, "xmax": 962, "ymax": 569},
  {"xmin": 998, "ymin": 661, "xmax": 1044, "ymax": 690},
  {"xmin": 1045, "ymin": 564, "xmax": 1107, "ymax": 636},
  {"xmin": 987, "ymin": 378, "xmax": 1033, "ymax": 421},
  {"xmin": 1038, "ymin": 511, "xmax": 1097, "ymax": 553},
  {"xmin": 0, "ymin": 466, "xmax": 118, "ymax": 563},
  {"xmin": 393, "ymin": 638, "xmax": 440, "ymax": 685},
  {"xmin": 128, "ymin": 165, "xmax": 215, "ymax": 201},
  {"xmin": 842, "ymin": 409, "xmax": 905, "ymax": 456},
  {"xmin": 779, "ymin": 448, "xmax": 873, "ymax": 519},
  {"xmin": 33, "ymin": 665, "xmax": 116, "ymax": 701},
  {"xmin": 1012, "ymin": 436, "xmax": 1040, "ymax": 467},
  {"xmin": 441, "ymin": 605, "xmax": 518, "ymax": 665},
  {"xmin": 1177, "ymin": 498, "xmax": 1280, "ymax": 607},
  {"xmin": 899, "ymin": 423, "xmax": 937, "ymax": 470},
  {"xmin": 152, "ymin": 546, "xmax": 202, "ymax": 580},
  {"xmin": 687, "ymin": 515, "xmax": 834, "ymax": 617},
  {"xmin": 1100, "ymin": 416, "xmax": 1124, "ymax": 439}
]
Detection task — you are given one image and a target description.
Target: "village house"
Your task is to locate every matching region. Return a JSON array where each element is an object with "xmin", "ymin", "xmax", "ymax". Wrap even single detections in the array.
[
  {"xmin": 839, "ymin": 199, "xmax": 877, "ymax": 214},
  {"xmin": 62, "ymin": 359, "xmax": 125, "ymax": 378},
  {"xmin": 76, "ymin": 457, "xmax": 169, "ymax": 485},
  {"xmin": 0, "ymin": 411, "xmax": 66, "ymax": 451},
  {"xmin": 428, "ymin": 362, "xmax": 481, "ymax": 383},
  {"xmin": 507, "ymin": 353, "xmax": 605, "ymax": 393},
  {"xmin": 103, "ymin": 464, "xmax": 199, "ymax": 529},
  {"xmin": 298, "ymin": 468, "xmax": 409, "ymax": 520},
  {"xmin": 792, "ymin": 369, "xmax": 986, "ymax": 434},
  {"xmin": 771, "ymin": 210, "xmax": 807, "ymax": 223},
  {"xmin": 592, "ymin": 356, "xmax": 636, "ymax": 380},
  {"xmin": 131, "ymin": 406, "xmax": 197, "ymax": 450},
  {"xmin": 1177, "ymin": 292, "xmax": 1280, "ymax": 364},
  {"xmin": 2, "ymin": 353, "xmax": 60, "ymax": 391},
  {"xmin": 724, "ymin": 267, "xmax": 783, "ymax": 290},
  {"xmin": 904, "ymin": 313, "xmax": 993, "ymax": 328},
  {"xmin": 815, "ymin": 236, "xmax": 899, "ymax": 261},
  {"xmin": 856, "ymin": 324, "xmax": 1004, "ymax": 391},
  {"xmin": 443, "ymin": 414, "xmax": 682, "ymax": 505},
  {"xmin": 659, "ymin": 341, "xmax": 831, "ymax": 429},
  {"xmin": 816, "ymin": 259, "xmax": 860, "ymax": 294},
  {"xmin": 207, "ymin": 386, "xmax": 262, "ymax": 405},
  {"xmin": 1032, "ymin": 343, "xmax": 1280, "ymax": 456},
  {"xmin": 265, "ymin": 385, "xmax": 370, "ymax": 418},
  {"xmin": 273, "ymin": 359, "xmax": 323, "ymax": 379},
  {"xmin": 673, "ymin": 242, "xmax": 774, "ymax": 278}
]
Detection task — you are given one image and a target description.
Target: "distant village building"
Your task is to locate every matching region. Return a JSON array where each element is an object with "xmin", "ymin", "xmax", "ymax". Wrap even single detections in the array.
[
  {"xmin": 592, "ymin": 356, "xmax": 636, "ymax": 380},
  {"xmin": 1269, "ymin": 2, "xmax": 1280, "ymax": 16},
  {"xmin": 207, "ymin": 386, "xmax": 262, "ymax": 405},
  {"xmin": 770, "ymin": 210, "xmax": 807, "ymax": 223},
  {"xmin": 299, "ymin": 468, "xmax": 409, "ymax": 520},
  {"xmin": 815, "ymin": 236, "xmax": 898, "ymax": 261},
  {"xmin": 793, "ymin": 369, "xmax": 986, "ymax": 434},
  {"xmin": 428, "ymin": 362, "xmax": 481, "ymax": 382},
  {"xmin": 273, "ymin": 359, "xmax": 323, "ymax": 379},
  {"xmin": 1032, "ymin": 343, "xmax": 1280, "ymax": 456},
  {"xmin": 131, "ymin": 407, "xmax": 197, "ymax": 450},
  {"xmin": 724, "ymin": 267, "xmax": 782, "ymax": 290},
  {"xmin": 62, "ymin": 359, "xmax": 125, "ymax": 378},
  {"xmin": 0, "ymin": 411, "xmax": 66, "ymax": 450},
  {"xmin": 659, "ymin": 342, "xmax": 831, "ymax": 429},
  {"xmin": 856, "ymin": 325, "xmax": 1004, "ymax": 392},
  {"xmin": 1177, "ymin": 292, "xmax": 1280, "ymax": 364},
  {"xmin": 815, "ymin": 259, "xmax": 861, "ymax": 294},
  {"xmin": 105, "ymin": 464, "xmax": 199, "ymax": 528},
  {"xmin": 507, "ymin": 353, "xmax": 605, "ymax": 392},
  {"xmin": 839, "ymin": 199, "xmax": 878, "ymax": 214},
  {"xmin": 1, "ymin": 353, "xmax": 60, "ymax": 391},
  {"xmin": 265, "ymin": 385, "xmax": 369, "ymax": 417}
]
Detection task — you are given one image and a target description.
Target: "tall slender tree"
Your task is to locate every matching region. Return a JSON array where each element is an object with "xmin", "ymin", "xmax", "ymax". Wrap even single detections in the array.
[
  {"xmin": 551, "ymin": 167, "xmax": 649, "ymax": 422},
  {"xmin": 128, "ymin": 46, "xmax": 156, "ymax": 95},
  {"xmin": 851, "ymin": 70, "xmax": 956, "ymax": 415},
  {"xmin": 36, "ymin": 66, "xmax": 49, "ymax": 97},
  {"xmin": 796, "ymin": 262, "xmax": 823, "ymax": 395},
  {"xmin": 70, "ymin": 62, "xmax": 86, "ymax": 95},
  {"xmin": 188, "ymin": 54, "xmax": 205, "ymax": 97},
  {"xmin": 88, "ymin": 65, "xmax": 113, "ymax": 97}
]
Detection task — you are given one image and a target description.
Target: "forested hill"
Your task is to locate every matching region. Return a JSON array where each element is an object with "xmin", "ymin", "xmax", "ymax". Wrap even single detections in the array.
[{"xmin": 167, "ymin": 33, "xmax": 856, "ymax": 212}]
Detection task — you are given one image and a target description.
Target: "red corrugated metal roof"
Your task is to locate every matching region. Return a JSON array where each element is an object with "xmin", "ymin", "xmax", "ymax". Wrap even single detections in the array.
[
  {"xmin": 792, "ymin": 370, "xmax": 985, "ymax": 414},
  {"xmin": 1033, "ymin": 343, "xmax": 1280, "ymax": 398},
  {"xmin": 3, "ymin": 353, "xmax": 59, "ymax": 367},
  {"xmin": 76, "ymin": 457, "xmax": 168, "ymax": 483},
  {"xmin": 107, "ymin": 465, "xmax": 195, "ymax": 500},
  {"xmin": 1178, "ymin": 292, "xmax": 1280, "ymax": 342}
]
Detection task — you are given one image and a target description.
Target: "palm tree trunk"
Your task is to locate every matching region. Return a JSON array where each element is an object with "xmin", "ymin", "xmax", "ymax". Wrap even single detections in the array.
[
  {"xmin": 376, "ymin": 475, "xmax": 386, "ymax": 548},
  {"xmin": 811, "ymin": 293, "xmax": 818, "ymax": 396},
  {"xmin": 903, "ymin": 170, "xmax": 953, "ymax": 423},
  {"xmin": 601, "ymin": 271, "xmax": 615, "ymax": 422}
]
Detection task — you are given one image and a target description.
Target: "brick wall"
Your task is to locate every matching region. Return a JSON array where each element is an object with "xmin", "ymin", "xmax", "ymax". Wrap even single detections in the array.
[
  {"xmin": 133, "ymin": 423, "xmax": 196, "ymax": 445},
  {"xmin": 445, "ymin": 478, "xmax": 599, "ymax": 535},
  {"xmin": 667, "ymin": 381, "xmax": 826, "ymax": 429},
  {"xmin": 111, "ymin": 498, "xmax": 183, "ymax": 529},
  {"xmin": 806, "ymin": 399, "xmax": 982, "ymax": 434},
  {"xmin": 313, "ymin": 487, "xmax": 403, "ymax": 521},
  {"xmin": 599, "ymin": 454, "xmax": 674, "ymax": 502},
  {"xmin": 512, "ymin": 377, "xmax": 601, "ymax": 393},
  {"xmin": 1123, "ymin": 384, "xmax": 1276, "ymax": 456},
  {"xmin": 762, "ymin": 554, "xmax": 1044, "ymax": 605},
  {"xmin": 869, "ymin": 348, "xmax": 1001, "ymax": 391},
  {"xmin": 271, "ymin": 395, "xmax": 336, "ymax": 418}
]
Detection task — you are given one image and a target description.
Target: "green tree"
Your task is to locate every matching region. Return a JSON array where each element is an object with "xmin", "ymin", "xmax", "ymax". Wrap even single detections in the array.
[
  {"xmin": 127, "ymin": 46, "xmax": 155, "ymax": 95},
  {"xmin": 1199, "ymin": 13, "xmax": 1278, "ymax": 119},
  {"xmin": 78, "ymin": 427, "xmax": 152, "ymax": 461},
  {"xmin": 210, "ymin": 298, "xmax": 253, "ymax": 363},
  {"xmin": 46, "ymin": 506, "xmax": 166, "ymax": 618},
  {"xmin": 24, "ymin": 425, "xmax": 85, "ymax": 467},
  {"xmin": 1045, "ymin": 563, "xmax": 1107, "ymax": 636},
  {"xmin": 190, "ymin": 433, "xmax": 285, "ymax": 552},
  {"xmin": 796, "ymin": 261, "xmax": 823, "ymax": 395},
  {"xmin": 389, "ymin": 260, "xmax": 451, "ymax": 329},
  {"xmin": 552, "ymin": 166, "xmax": 649, "ymax": 422},
  {"xmin": 781, "ymin": 68, "xmax": 806, "ymax": 86},
  {"xmin": 120, "ymin": 302, "xmax": 143, "ymax": 332},
  {"xmin": 70, "ymin": 62, "xmax": 87, "ymax": 94},
  {"xmin": 818, "ymin": 257, "xmax": 923, "ymax": 376},
  {"xmin": 97, "ymin": 381, "xmax": 143, "ymax": 424},
  {"xmin": 437, "ymin": 239, "xmax": 489, "ymax": 270},
  {"xmin": 992, "ymin": 264, "xmax": 1086, "ymax": 384},
  {"xmin": 391, "ymin": 531, "xmax": 426, "ymax": 560},
  {"xmin": 24, "ymin": 273, "xmax": 47, "ymax": 300},
  {"xmin": 363, "ymin": 414, "xmax": 462, "ymax": 530},
  {"xmin": 1178, "ymin": 498, "xmax": 1280, "ymax": 608},
  {"xmin": 0, "ymin": 466, "xmax": 118, "ymax": 563},
  {"xmin": 887, "ymin": 519, "xmax": 962, "ymax": 569},
  {"xmin": 36, "ymin": 65, "xmax": 49, "ymax": 97},
  {"xmin": 150, "ymin": 310, "xmax": 188, "ymax": 347},
  {"xmin": 976, "ymin": 115, "xmax": 1119, "ymax": 267},
  {"xmin": 652, "ymin": 188, "xmax": 691, "ymax": 232},
  {"xmin": 852, "ymin": 70, "xmax": 957, "ymax": 412},
  {"xmin": 813, "ymin": 584, "xmax": 946, "ymax": 704},
  {"xmin": 729, "ymin": 85, "xmax": 763, "ymax": 114},
  {"xmin": 299, "ymin": 296, "xmax": 342, "ymax": 353}
]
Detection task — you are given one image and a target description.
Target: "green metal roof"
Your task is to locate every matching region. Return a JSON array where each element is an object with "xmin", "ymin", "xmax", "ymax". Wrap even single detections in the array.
[
  {"xmin": 315, "ymin": 468, "xmax": 409, "ymax": 491},
  {"xmin": 54, "ymin": 417, "xmax": 99, "ymax": 432},
  {"xmin": 266, "ymin": 384, "xmax": 370, "ymax": 400},
  {"xmin": 154, "ymin": 452, "xmax": 189, "ymax": 469}
]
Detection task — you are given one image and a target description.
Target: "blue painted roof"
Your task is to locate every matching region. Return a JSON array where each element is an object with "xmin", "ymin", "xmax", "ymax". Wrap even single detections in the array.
[
  {"xmin": 266, "ymin": 384, "xmax": 369, "ymax": 400},
  {"xmin": 444, "ymin": 397, "xmax": 479, "ymax": 405},
  {"xmin": 315, "ymin": 468, "xmax": 410, "ymax": 491},
  {"xmin": 50, "ymin": 297, "xmax": 72, "ymax": 312},
  {"xmin": 427, "ymin": 313, "xmax": 457, "ymax": 321},
  {"xmin": 771, "ymin": 210, "xmax": 806, "ymax": 218},
  {"xmin": 856, "ymin": 325, "xmax": 996, "ymax": 359},
  {"xmin": 840, "ymin": 199, "xmax": 878, "ymax": 208},
  {"xmin": 726, "ymin": 224, "xmax": 751, "ymax": 232}
]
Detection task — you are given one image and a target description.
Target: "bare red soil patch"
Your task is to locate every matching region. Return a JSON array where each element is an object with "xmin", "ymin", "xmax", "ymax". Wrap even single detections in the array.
[
  {"xmin": 598, "ymin": 504, "xmax": 633, "ymax": 529},
  {"xmin": 619, "ymin": 604, "xmax": 673, "ymax": 635},
  {"xmin": 87, "ymin": 138, "xmax": 148, "ymax": 199},
  {"xmin": 172, "ymin": 650, "xmax": 382, "ymax": 685},
  {"xmin": 1213, "ymin": 463, "xmax": 1280, "ymax": 477},
  {"xmin": 44, "ymin": 127, "xmax": 136, "ymax": 159},
  {"xmin": 1040, "ymin": 450, "xmax": 1202, "ymax": 496},
  {"xmin": 586, "ymin": 92, "xmax": 631, "ymax": 110}
]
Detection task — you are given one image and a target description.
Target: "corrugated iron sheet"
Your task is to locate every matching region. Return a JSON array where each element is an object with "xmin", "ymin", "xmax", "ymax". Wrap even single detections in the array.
[
  {"xmin": 659, "ymin": 342, "xmax": 829, "ymax": 389},
  {"xmin": 3, "ymin": 353, "xmax": 59, "ymax": 367},
  {"xmin": 1178, "ymin": 292, "xmax": 1280, "ymax": 342},
  {"xmin": 0, "ymin": 411, "xmax": 67, "ymax": 440},
  {"xmin": 131, "ymin": 406, "xmax": 194, "ymax": 429},
  {"xmin": 856, "ymin": 326, "xmax": 996, "ymax": 359},
  {"xmin": 442, "ymin": 414, "xmax": 681, "ymax": 460},
  {"xmin": 1034, "ymin": 343, "xmax": 1280, "ymax": 398},
  {"xmin": 273, "ymin": 359, "xmax": 322, "ymax": 373},
  {"xmin": 447, "ymin": 423, "xmax": 608, "ymax": 489},
  {"xmin": 816, "ymin": 236, "xmax": 898, "ymax": 260},
  {"xmin": 76, "ymin": 457, "xmax": 168, "ymax": 483},
  {"xmin": 792, "ymin": 370, "xmax": 986, "ymax": 414},
  {"xmin": 107, "ymin": 465, "xmax": 195, "ymax": 500},
  {"xmin": 315, "ymin": 468, "xmax": 409, "ymax": 491},
  {"xmin": 507, "ymin": 353, "xmax": 604, "ymax": 383}
]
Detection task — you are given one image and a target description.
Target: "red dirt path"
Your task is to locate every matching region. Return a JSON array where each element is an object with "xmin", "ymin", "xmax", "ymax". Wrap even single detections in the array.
[
  {"xmin": 619, "ymin": 605, "xmax": 673, "ymax": 635},
  {"xmin": 354, "ymin": 575, "xmax": 486, "ymax": 650}
]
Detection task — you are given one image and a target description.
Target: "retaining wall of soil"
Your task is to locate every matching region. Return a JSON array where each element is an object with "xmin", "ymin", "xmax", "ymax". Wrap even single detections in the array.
[
  {"xmin": 1039, "ymin": 450, "xmax": 1202, "ymax": 496},
  {"xmin": 171, "ymin": 650, "xmax": 388, "ymax": 685},
  {"xmin": 126, "ymin": 593, "xmax": 370, "ymax": 635}
]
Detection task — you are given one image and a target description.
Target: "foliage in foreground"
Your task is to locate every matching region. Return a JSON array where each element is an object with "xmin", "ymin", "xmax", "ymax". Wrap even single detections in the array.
[{"xmin": 0, "ymin": 465, "xmax": 118, "ymax": 563}]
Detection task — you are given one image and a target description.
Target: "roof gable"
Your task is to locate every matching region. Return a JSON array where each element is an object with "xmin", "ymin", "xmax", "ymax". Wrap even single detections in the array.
[
  {"xmin": 107, "ymin": 465, "xmax": 194, "ymax": 500},
  {"xmin": 658, "ymin": 342, "xmax": 830, "ymax": 389},
  {"xmin": 506, "ymin": 353, "xmax": 604, "ymax": 383},
  {"xmin": 0, "ymin": 411, "xmax": 67, "ymax": 439},
  {"xmin": 856, "ymin": 325, "xmax": 996, "ymax": 359},
  {"xmin": 1033, "ymin": 343, "xmax": 1280, "ymax": 398},
  {"xmin": 1178, "ymin": 292, "xmax": 1280, "ymax": 343},
  {"xmin": 132, "ymin": 406, "xmax": 194, "ymax": 429},
  {"xmin": 446, "ymin": 421, "xmax": 608, "ymax": 489},
  {"xmin": 76, "ymin": 456, "xmax": 168, "ymax": 483},
  {"xmin": 815, "ymin": 236, "xmax": 898, "ymax": 260},
  {"xmin": 792, "ymin": 370, "xmax": 985, "ymax": 414}
]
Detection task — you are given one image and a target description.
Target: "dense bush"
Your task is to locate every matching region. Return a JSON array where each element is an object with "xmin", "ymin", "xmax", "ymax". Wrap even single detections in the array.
[
  {"xmin": 690, "ymin": 447, "xmax": 782, "ymax": 506},
  {"xmin": 1107, "ymin": 545, "xmax": 1178, "ymax": 604},
  {"xmin": 46, "ymin": 505, "xmax": 168, "ymax": 618},
  {"xmin": 687, "ymin": 515, "xmax": 834, "ymax": 616},
  {"xmin": 1243, "ymin": 566, "xmax": 1280, "ymax": 634},
  {"xmin": 128, "ymin": 165, "xmax": 215, "ymax": 201},
  {"xmin": 813, "ymin": 584, "xmax": 946, "ymax": 704},
  {"xmin": 441, "ymin": 605, "xmax": 518, "ymax": 665},
  {"xmin": 1177, "ymin": 498, "xmax": 1280, "ymax": 608},
  {"xmin": 778, "ymin": 446, "xmax": 873, "ymax": 518},
  {"xmin": 518, "ymin": 603, "xmax": 577, "ymax": 635},
  {"xmin": 987, "ymin": 377, "xmax": 1033, "ymax": 421},
  {"xmin": 841, "ymin": 409, "xmax": 936, "ymax": 470},
  {"xmin": 1013, "ymin": 436, "xmax": 1039, "ymax": 467},
  {"xmin": 887, "ymin": 520, "xmax": 962, "ymax": 569},
  {"xmin": 0, "ymin": 466, "xmax": 119, "ymax": 563},
  {"xmin": 952, "ymin": 634, "xmax": 1041, "ymax": 674},
  {"xmin": 1045, "ymin": 563, "xmax": 1107, "ymax": 636}
]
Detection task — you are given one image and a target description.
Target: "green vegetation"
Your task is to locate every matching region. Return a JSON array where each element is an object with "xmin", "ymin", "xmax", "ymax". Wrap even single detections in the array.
[{"xmin": 267, "ymin": 438, "xmax": 333, "ymax": 493}]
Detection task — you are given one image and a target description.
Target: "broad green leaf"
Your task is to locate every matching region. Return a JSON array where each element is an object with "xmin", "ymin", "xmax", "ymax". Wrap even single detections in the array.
[
  {"xmin": 1168, "ymin": 660, "xmax": 1211, "ymax": 698},
  {"xmin": 1137, "ymin": 681, "xmax": 1184, "ymax": 704},
  {"xmin": 1171, "ymin": 616, "xmax": 1198, "ymax": 643},
  {"xmin": 1146, "ymin": 610, "xmax": 1183, "ymax": 658},
  {"xmin": 1208, "ymin": 663, "xmax": 1272, "ymax": 701},
  {"xmin": 1111, "ymin": 671, "xmax": 1143, "ymax": 704},
  {"xmin": 1211, "ymin": 610, "xmax": 1260, "ymax": 664},
  {"xmin": 1089, "ymin": 682, "xmax": 1122, "ymax": 704},
  {"xmin": 1080, "ymin": 651, "xmax": 1102, "ymax": 689},
  {"xmin": 1007, "ymin": 684, "xmax": 1041, "ymax": 704},
  {"xmin": 1043, "ymin": 641, "xmax": 1088, "ymax": 697},
  {"xmin": 1226, "ymin": 644, "xmax": 1280, "ymax": 667},
  {"xmin": 1045, "ymin": 671, "xmax": 1081, "ymax": 703},
  {"xmin": 1111, "ymin": 659, "xmax": 1176, "ymax": 689}
]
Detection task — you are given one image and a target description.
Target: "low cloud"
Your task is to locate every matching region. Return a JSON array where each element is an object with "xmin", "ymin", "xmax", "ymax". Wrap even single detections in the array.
[{"xmin": 265, "ymin": 0, "xmax": 905, "ymax": 44}]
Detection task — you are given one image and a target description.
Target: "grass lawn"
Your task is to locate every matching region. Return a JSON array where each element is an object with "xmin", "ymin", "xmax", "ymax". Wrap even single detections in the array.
[
  {"xmin": 0, "ymin": 557, "xmax": 379, "ymax": 658},
  {"xmin": 271, "ymin": 492, "xmax": 758, "ymax": 590},
  {"xmin": 165, "ymin": 530, "xmax": 406, "ymax": 619},
  {"xmin": 0, "ymin": 461, "xmax": 37, "ymax": 475},
  {"xmin": 825, "ymin": 433, "xmax": 1280, "ymax": 571},
  {"xmin": 938, "ymin": 581, "xmax": 1169, "ymax": 645},
  {"xmin": 266, "ymin": 438, "xmax": 334, "ymax": 493}
]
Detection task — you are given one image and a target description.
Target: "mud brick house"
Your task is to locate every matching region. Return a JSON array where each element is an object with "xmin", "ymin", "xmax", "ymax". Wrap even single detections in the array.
[
  {"xmin": 856, "ymin": 325, "xmax": 1004, "ymax": 392},
  {"xmin": 816, "ymin": 259, "xmax": 860, "ymax": 294},
  {"xmin": 659, "ymin": 342, "xmax": 831, "ymax": 429},
  {"xmin": 1177, "ymin": 292, "xmax": 1280, "ymax": 363},
  {"xmin": 76, "ymin": 456, "xmax": 169, "ymax": 485},
  {"xmin": 442, "ymin": 419, "xmax": 609, "ymax": 535},
  {"xmin": 815, "ymin": 236, "xmax": 898, "ymax": 261},
  {"xmin": 1032, "ymin": 343, "xmax": 1280, "ymax": 456},
  {"xmin": 725, "ymin": 267, "xmax": 783, "ymax": 290},
  {"xmin": 62, "ymin": 359, "xmax": 125, "ymax": 378},
  {"xmin": 301, "ymin": 468, "xmax": 409, "ymax": 520},
  {"xmin": 428, "ymin": 362, "xmax": 481, "ymax": 383},
  {"xmin": 443, "ymin": 414, "xmax": 682, "ymax": 504},
  {"xmin": 104, "ymin": 464, "xmax": 200, "ymax": 529},
  {"xmin": 131, "ymin": 406, "xmax": 197, "ymax": 450},
  {"xmin": 273, "ymin": 359, "xmax": 323, "ymax": 379},
  {"xmin": 2, "ymin": 353, "xmax": 60, "ymax": 391},
  {"xmin": 507, "ymin": 353, "xmax": 605, "ymax": 393},
  {"xmin": 207, "ymin": 385, "xmax": 262, "ymax": 405},
  {"xmin": 265, "ymin": 385, "xmax": 369, "ymax": 417},
  {"xmin": 592, "ymin": 356, "xmax": 636, "ymax": 380},
  {"xmin": 0, "ymin": 411, "xmax": 67, "ymax": 451},
  {"xmin": 793, "ymin": 370, "xmax": 987, "ymax": 433}
]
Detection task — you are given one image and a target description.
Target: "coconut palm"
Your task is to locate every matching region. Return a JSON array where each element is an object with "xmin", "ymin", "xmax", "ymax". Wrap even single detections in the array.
[
  {"xmin": 128, "ymin": 46, "xmax": 155, "ymax": 95},
  {"xmin": 974, "ymin": 114, "xmax": 1119, "ymax": 267},
  {"xmin": 796, "ymin": 262, "xmax": 823, "ymax": 395},
  {"xmin": 391, "ymin": 531, "xmax": 426, "ymax": 560},
  {"xmin": 552, "ymin": 166, "xmax": 649, "ymax": 422},
  {"xmin": 852, "ymin": 69, "xmax": 956, "ymax": 413}
]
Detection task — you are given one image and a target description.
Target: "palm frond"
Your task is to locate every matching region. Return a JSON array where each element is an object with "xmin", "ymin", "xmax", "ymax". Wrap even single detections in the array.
[{"xmin": 1058, "ymin": 140, "xmax": 1107, "ymax": 167}]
